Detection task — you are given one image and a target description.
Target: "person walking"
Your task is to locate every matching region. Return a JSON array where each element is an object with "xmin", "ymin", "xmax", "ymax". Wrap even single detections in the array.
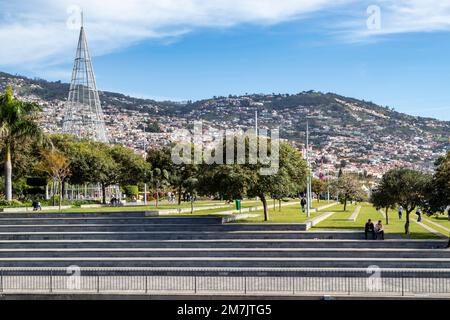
[
  {"xmin": 398, "ymin": 206, "xmax": 403, "ymax": 220},
  {"xmin": 365, "ymin": 219, "xmax": 375, "ymax": 240},
  {"xmin": 300, "ymin": 197, "xmax": 307, "ymax": 213},
  {"xmin": 416, "ymin": 207, "xmax": 422, "ymax": 222},
  {"xmin": 375, "ymin": 220, "xmax": 385, "ymax": 240}
]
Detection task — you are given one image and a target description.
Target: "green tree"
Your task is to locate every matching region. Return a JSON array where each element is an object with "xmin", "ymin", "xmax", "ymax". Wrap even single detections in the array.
[
  {"xmin": 197, "ymin": 164, "xmax": 247, "ymax": 201},
  {"xmin": 89, "ymin": 143, "xmax": 150, "ymax": 205},
  {"xmin": 332, "ymin": 173, "xmax": 363, "ymax": 211},
  {"xmin": 52, "ymin": 139, "xmax": 119, "ymax": 204},
  {"xmin": 87, "ymin": 143, "xmax": 120, "ymax": 204},
  {"xmin": 249, "ymin": 142, "xmax": 306, "ymax": 221},
  {"xmin": 50, "ymin": 135, "xmax": 150, "ymax": 204},
  {"xmin": 38, "ymin": 149, "xmax": 71, "ymax": 210},
  {"xmin": 375, "ymin": 168, "xmax": 431, "ymax": 235},
  {"xmin": 425, "ymin": 151, "xmax": 450, "ymax": 217},
  {"xmin": 147, "ymin": 146, "xmax": 197, "ymax": 205},
  {"xmin": 270, "ymin": 171, "xmax": 293, "ymax": 211},
  {"xmin": 0, "ymin": 86, "xmax": 42, "ymax": 200},
  {"xmin": 123, "ymin": 185, "xmax": 139, "ymax": 199},
  {"xmin": 311, "ymin": 178, "xmax": 326, "ymax": 203},
  {"xmin": 149, "ymin": 168, "xmax": 169, "ymax": 207},
  {"xmin": 109, "ymin": 144, "xmax": 151, "ymax": 186},
  {"xmin": 371, "ymin": 187, "xmax": 393, "ymax": 225},
  {"xmin": 202, "ymin": 138, "xmax": 307, "ymax": 221},
  {"xmin": 184, "ymin": 176, "xmax": 198, "ymax": 213}
]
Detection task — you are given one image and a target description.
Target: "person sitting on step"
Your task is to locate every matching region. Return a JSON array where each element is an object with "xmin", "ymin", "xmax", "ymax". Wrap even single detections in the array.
[
  {"xmin": 364, "ymin": 219, "xmax": 375, "ymax": 240},
  {"xmin": 375, "ymin": 220, "xmax": 385, "ymax": 240}
]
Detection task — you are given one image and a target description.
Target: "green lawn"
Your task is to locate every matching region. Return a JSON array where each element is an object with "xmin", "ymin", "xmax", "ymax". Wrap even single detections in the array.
[
  {"xmin": 4, "ymin": 197, "xmax": 443, "ymax": 240},
  {"xmin": 382, "ymin": 208, "xmax": 442, "ymax": 239},
  {"xmin": 234, "ymin": 205, "xmax": 315, "ymax": 223},
  {"xmin": 0, "ymin": 200, "xmax": 229, "ymax": 213},
  {"xmin": 0, "ymin": 199, "xmax": 296, "ymax": 215},
  {"xmin": 312, "ymin": 203, "xmax": 441, "ymax": 239},
  {"xmin": 419, "ymin": 214, "xmax": 450, "ymax": 237},
  {"xmin": 312, "ymin": 203, "xmax": 357, "ymax": 229},
  {"xmin": 168, "ymin": 206, "xmax": 239, "ymax": 216},
  {"xmin": 233, "ymin": 200, "xmax": 337, "ymax": 223},
  {"xmin": 427, "ymin": 215, "xmax": 450, "ymax": 229}
]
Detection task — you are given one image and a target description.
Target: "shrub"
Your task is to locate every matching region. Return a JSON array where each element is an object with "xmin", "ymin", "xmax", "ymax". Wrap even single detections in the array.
[
  {"xmin": 123, "ymin": 185, "xmax": 139, "ymax": 199},
  {"xmin": 0, "ymin": 199, "xmax": 24, "ymax": 208},
  {"xmin": 70, "ymin": 200, "xmax": 101, "ymax": 207}
]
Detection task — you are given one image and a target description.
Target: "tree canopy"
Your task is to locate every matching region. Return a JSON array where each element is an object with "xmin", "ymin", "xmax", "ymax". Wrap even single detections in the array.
[
  {"xmin": 332, "ymin": 173, "xmax": 365, "ymax": 211},
  {"xmin": 373, "ymin": 168, "xmax": 432, "ymax": 234},
  {"xmin": 0, "ymin": 86, "xmax": 42, "ymax": 200},
  {"xmin": 425, "ymin": 151, "xmax": 450, "ymax": 215}
]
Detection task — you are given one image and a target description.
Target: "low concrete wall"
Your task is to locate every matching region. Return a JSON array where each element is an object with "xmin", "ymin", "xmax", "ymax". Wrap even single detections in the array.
[
  {"xmin": 144, "ymin": 211, "xmax": 161, "ymax": 217},
  {"xmin": 145, "ymin": 205, "xmax": 229, "ymax": 216},
  {"xmin": 348, "ymin": 206, "xmax": 362, "ymax": 222},
  {"xmin": 304, "ymin": 212, "xmax": 335, "ymax": 230},
  {"xmin": 0, "ymin": 205, "xmax": 72, "ymax": 213},
  {"xmin": 79, "ymin": 204, "xmax": 105, "ymax": 209},
  {"xmin": 221, "ymin": 214, "xmax": 260, "ymax": 223},
  {"xmin": 314, "ymin": 202, "xmax": 339, "ymax": 212}
]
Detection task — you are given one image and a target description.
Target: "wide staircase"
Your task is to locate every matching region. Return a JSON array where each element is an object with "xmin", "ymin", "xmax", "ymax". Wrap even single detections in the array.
[{"xmin": 0, "ymin": 212, "xmax": 449, "ymax": 270}]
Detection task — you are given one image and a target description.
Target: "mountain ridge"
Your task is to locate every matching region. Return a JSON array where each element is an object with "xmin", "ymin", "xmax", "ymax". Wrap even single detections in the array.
[
  {"xmin": 1, "ymin": 71, "xmax": 447, "ymax": 122},
  {"xmin": 1, "ymin": 71, "xmax": 448, "ymax": 175}
]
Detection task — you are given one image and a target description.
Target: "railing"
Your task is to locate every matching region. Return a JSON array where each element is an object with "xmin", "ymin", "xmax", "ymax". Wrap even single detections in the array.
[{"xmin": 1, "ymin": 268, "xmax": 450, "ymax": 297}]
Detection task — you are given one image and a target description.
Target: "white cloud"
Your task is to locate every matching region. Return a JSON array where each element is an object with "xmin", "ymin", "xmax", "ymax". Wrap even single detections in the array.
[
  {"xmin": 2, "ymin": 0, "xmax": 450, "ymax": 76},
  {"xmin": 0, "ymin": 0, "xmax": 350, "ymax": 72},
  {"xmin": 342, "ymin": 0, "xmax": 450, "ymax": 41}
]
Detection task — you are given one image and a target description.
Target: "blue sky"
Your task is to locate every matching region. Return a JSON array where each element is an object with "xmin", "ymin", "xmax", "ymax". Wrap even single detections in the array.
[{"xmin": 1, "ymin": 0, "xmax": 450, "ymax": 120}]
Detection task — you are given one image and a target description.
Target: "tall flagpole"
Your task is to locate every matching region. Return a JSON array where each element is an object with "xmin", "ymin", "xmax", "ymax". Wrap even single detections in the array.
[
  {"xmin": 255, "ymin": 110, "xmax": 258, "ymax": 136},
  {"xmin": 306, "ymin": 120, "xmax": 311, "ymax": 218},
  {"xmin": 143, "ymin": 125, "xmax": 148, "ymax": 205},
  {"xmin": 327, "ymin": 169, "xmax": 330, "ymax": 203}
]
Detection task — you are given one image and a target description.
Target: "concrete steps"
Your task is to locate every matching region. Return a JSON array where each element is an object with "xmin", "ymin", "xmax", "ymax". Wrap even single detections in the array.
[
  {"xmin": 0, "ymin": 213, "xmax": 222, "ymax": 222},
  {"xmin": 1, "ymin": 257, "xmax": 450, "ymax": 269},
  {"xmin": 0, "ymin": 230, "xmax": 371, "ymax": 240},
  {"xmin": 0, "ymin": 239, "xmax": 445, "ymax": 249},
  {"xmin": 0, "ymin": 223, "xmax": 309, "ymax": 232},
  {"xmin": 1, "ymin": 248, "xmax": 449, "ymax": 259},
  {"xmin": 0, "ymin": 212, "xmax": 449, "ymax": 272}
]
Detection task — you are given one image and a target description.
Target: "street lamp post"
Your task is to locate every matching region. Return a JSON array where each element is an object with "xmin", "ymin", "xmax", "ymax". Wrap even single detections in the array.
[
  {"xmin": 255, "ymin": 109, "xmax": 258, "ymax": 136},
  {"xmin": 143, "ymin": 125, "xmax": 148, "ymax": 206},
  {"xmin": 306, "ymin": 120, "xmax": 311, "ymax": 218}
]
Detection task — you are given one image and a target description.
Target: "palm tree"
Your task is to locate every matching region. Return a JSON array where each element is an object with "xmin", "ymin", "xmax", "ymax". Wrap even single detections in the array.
[{"xmin": 0, "ymin": 86, "xmax": 42, "ymax": 200}]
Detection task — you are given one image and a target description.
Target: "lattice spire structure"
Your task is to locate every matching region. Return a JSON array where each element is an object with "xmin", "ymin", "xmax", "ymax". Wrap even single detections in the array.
[{"xmin": 62, "ymin": 15, "xmax": 108, "ymax": 143}]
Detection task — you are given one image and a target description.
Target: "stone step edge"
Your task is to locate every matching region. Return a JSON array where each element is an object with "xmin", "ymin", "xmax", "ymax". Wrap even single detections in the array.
[
  {"xmin": 2, "ymin": 266, "xmax": 450, "ymax": 272},
  {"xmin": 1, "ymin": 247, "xmax": 449, "ymax": 252},
  {"xmin": 2, "ymin": 257, "xmax": 450, "ymax": 262}
]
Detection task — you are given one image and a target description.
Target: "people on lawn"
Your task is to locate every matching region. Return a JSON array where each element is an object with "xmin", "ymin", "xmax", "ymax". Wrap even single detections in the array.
[
  {"xmin": 416, "ymin": 207, "xmax": 422, "ymax": 222},
  {"xmin": 300, "ymin": 197, "xmax": 306, "ymax": 213},
  {"xmin": 398, "ymin": 206, "xmax": 403, "ymax": 220}
]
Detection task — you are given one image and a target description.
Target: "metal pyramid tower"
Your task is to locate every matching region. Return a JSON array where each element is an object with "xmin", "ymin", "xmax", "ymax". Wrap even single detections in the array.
[{"xmin": 62, "ymin": 13, "xmax": 108, "ymax": 143}]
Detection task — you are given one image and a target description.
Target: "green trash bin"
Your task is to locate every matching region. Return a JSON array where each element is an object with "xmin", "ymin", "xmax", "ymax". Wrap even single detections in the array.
[{"xmin": 235, "ymin": 199, "xmax": 241, "ymax": 212}]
